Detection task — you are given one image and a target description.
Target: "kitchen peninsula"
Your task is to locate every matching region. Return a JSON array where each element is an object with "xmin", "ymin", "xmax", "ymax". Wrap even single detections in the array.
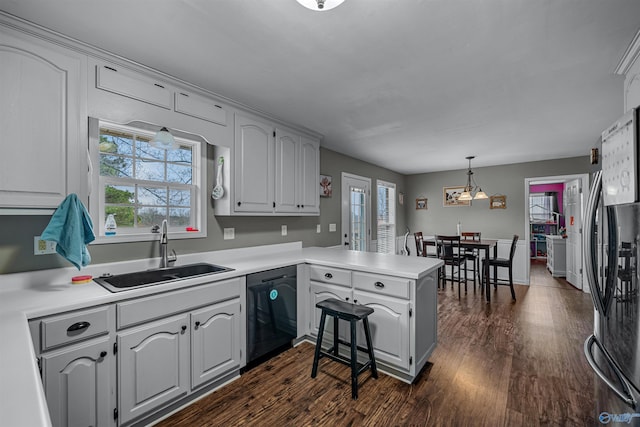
[{"xmin": 0, "ymin": 243, "xmax": 442, "ymax": 427}]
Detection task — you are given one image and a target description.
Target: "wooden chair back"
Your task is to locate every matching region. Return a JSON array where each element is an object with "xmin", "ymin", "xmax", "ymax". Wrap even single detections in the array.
[
  {"xmin": 414, "ymin": 232, "xmax": 425, "ymax": 257},
  {"xmin": 435, "ymin": 235, "xmax": 461, "ymax": 259},
  {"xmin": 461, "ymin": 231, "xmax": 481, "ymax": 241}
]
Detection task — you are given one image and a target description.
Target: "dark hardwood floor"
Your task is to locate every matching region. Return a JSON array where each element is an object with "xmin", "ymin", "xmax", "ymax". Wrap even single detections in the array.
[{"xmin": 156, "ymin": 263, "xmax": 596, "ymax": 426}]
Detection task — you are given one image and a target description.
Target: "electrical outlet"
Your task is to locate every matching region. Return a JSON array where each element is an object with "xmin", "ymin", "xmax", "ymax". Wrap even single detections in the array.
[
  {"xmin": 329, "ymin": 223, "xmax": 336, "ymax": 232},
  {"xmin": 281, "ymin": 225, "xmax": 287, "ymax": 236},
  {"xmin": 316, "ymin": 224, "xmax": 321, "ymax": 233},
  {"xmin": 34, "ymin": 236, "xmax": 56, "ymax": 255},
  {"xmin": 223, "ymin": 228, "xmax": 235, "ymax": 240}
]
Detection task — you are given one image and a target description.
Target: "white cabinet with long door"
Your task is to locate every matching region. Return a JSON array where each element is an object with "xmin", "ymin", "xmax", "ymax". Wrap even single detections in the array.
[
  {"xmin": 191, "ymin": 299, "xmax": 241, "ymax": 389},
  {"xmin": 118, "ymin": 314, "xmax": 190, "ymax": 426},
  {"xmin": 0, "ymin": 27, "xmax": 86, "ymax": 208},
  {"xmin": 220, "ymin": 113, "xmax": 320, "ymax": 216}
]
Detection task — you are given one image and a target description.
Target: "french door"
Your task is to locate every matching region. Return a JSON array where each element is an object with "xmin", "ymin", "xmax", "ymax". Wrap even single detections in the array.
[{"xmin": 341, "ymin": 173, "xmax": 371, "ymax": 251}]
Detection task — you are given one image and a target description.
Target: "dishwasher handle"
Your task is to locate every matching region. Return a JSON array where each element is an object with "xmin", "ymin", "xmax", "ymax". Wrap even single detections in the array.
[{"xmin": 261, "ymin": 274, "xmax": 290, "ymax": 283}]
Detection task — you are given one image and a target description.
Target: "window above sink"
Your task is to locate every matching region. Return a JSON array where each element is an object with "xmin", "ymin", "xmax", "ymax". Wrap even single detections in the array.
[{"xmin": 88, "ymin": 118, "xmax": 207, "ymax": 244}]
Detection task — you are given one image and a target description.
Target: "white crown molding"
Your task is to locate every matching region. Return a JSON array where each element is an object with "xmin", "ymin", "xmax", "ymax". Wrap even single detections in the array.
[{"xmin": 615, "ymin": 29, "xmax": 640, "ymax": 75}]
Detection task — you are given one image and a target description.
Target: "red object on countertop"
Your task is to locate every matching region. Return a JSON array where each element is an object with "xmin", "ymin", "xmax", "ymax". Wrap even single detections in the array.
[
  {"xmin": 186, "ymin": 227, "xmax": 199, "ymax": 232},
  {"xmin": 71, "ymin": 275, "xmax": 93, "ymax": 284}
]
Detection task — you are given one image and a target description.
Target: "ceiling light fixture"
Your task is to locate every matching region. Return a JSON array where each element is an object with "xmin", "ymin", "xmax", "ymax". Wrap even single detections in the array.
[
  {"xmin": 458, "ymin": 156, "xmax": 488, "ymax": 201},
  {"xmin": 296, "ymin": 0, "xmax": 345, "ymax": 11},
  {"xmin": 150, "ymin": 127, "xmax": 178, "ymax": 150}
]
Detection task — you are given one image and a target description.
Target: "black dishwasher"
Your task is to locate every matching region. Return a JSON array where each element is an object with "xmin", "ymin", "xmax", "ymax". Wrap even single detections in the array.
[{"xmin": 246, "ymin": 265, "xmax": 297, "ymax": 369}]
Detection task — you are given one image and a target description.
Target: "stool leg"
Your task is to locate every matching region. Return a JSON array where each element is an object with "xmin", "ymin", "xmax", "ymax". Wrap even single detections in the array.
[
  {"xmin": 350, "ymin": 320, "xmax": 358, "ymax": 400},
  {"xmin": 311, "ymin": 311, "xmax": 327, "ymax": 378},
  {"xmin": 333, "ymin": 316, "xmax": 339, "ymax": 356},
  {"xmin": 362, "ymin": 317, "xmax": 378, "ymax": 379}
]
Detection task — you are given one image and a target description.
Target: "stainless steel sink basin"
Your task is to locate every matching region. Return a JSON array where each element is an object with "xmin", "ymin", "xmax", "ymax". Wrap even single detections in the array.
[{"xmin": 94, "ymin": 263, "xmax": 234, "ymax": 292}]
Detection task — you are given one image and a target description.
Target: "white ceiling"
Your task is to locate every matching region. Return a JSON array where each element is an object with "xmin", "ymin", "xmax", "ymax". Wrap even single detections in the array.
[{"xmin": 2, "ymin": 0, "xmax": 639, "ymax": 174}]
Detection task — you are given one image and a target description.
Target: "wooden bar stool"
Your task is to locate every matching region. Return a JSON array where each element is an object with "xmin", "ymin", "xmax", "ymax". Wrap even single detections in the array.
[{"xmin": 311, "ymin": 298, "xmax": 378, "ymax": 399}]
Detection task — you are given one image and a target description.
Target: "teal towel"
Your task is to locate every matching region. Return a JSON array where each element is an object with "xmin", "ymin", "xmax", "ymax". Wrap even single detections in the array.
[{"xmin": 41, "ymin": 194, "xmax": 96, "ymax": 270}]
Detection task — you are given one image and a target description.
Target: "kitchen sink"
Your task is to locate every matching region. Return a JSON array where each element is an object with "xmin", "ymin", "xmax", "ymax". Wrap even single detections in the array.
[{"xmin": 94, "ymin": 263, "xmax": 234, "ymax": 293}]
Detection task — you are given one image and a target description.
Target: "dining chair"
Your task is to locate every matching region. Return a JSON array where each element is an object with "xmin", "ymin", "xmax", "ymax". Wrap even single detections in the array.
[
  {"xmin": 414, "ymin": 232, "xmax": 425, "ymax": 257},
  {"xmin": 461, "ymin": 232, "xmax": 481, "ymax": 289},
  {"xmin": 435, "ymin": 235, "xmax": 468, "ymax": 298},
  {"xmin": 482, "ymin": 235, "xmax": 519, "ymax": 300}
]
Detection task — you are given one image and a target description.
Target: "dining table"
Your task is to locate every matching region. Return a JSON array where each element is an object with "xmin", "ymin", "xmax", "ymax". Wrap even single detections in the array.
[{"xmin": 423, "ymin": 237, "xmax": 499, "ymax": 302}]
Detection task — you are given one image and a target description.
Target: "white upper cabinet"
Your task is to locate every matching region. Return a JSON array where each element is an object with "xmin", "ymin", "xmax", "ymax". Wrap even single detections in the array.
[
  {"xmin": 175, "ymin": 90, "xmax": 228, "ymax": 126},
  {"xmin": 298, "ymin": 135, "xmax": 320, "ymax": 214},
  {"xmin": 234, "ymin": 114, "xmax": 275, "ymax": 213},
  {"xmin": 0, "ymin": 28, "xmax": 86, "ymax": 208},
  {"xmin": 96, "ymin": 63, "xmax": 172, "ymax": 109},
  {"xmin": 225, "ymin": 113, "xmax": 320, "ymax": 216}
]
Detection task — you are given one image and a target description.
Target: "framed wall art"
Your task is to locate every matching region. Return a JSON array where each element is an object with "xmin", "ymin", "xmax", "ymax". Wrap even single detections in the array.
[
  {"xmin": 490, "ymin": 195, "xmax": 507, "ymax": 209},
  {"xmin": 319, "ymin": 175, "xmax": 332, "ymax": 197},
  {"xmin": 415, "ymin": 198, "xmax": 427, "ymax": 210},
  {"xmin": 443, "ymin": 186, "xmax": 470, "ymax": 207}
]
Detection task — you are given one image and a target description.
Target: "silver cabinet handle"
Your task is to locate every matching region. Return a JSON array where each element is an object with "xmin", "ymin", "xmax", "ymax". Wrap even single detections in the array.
[
  {"xmin": 324, "ymin": 273, "xmax": 333, "ymax": 279},
  {"xmin": 374, "ymin": 282, "xmax": 385, "ymax": 288},
  {"xmin": 67, "ymin": 321, "xmax": 90, "ymax": 332}
]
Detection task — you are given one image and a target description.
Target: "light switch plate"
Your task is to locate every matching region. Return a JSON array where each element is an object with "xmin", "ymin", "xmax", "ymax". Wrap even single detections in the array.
[
  {"xmin": 316, "ymin": 224, "xmax": 321, "ymax": 233},
  {"xmin": 223, "ymin": 228, "xmax": 235, "ymax": 240},
  {"xmin": 329, "ymin": 223, "xmax": 336, "ymax": 232},
  {"xmin": 281, "ymin": 225, "xmax": 287, "ymax": 236},
  {"xmin": 34, "ymin": 236, "xmax": 56, "ymax": 255}
]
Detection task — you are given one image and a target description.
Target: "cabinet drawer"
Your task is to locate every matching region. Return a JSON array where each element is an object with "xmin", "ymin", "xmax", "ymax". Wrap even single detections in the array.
[
  {"xmin": 175, "ymin": 91, "xmax": 227, "ymax": 126},
  {"xmin": 308, "ymin": 265, "xmax": 351, "ymax": 287},
  {"xmin": 40, "ymin": 306, "xmax": 111, "ymax": 351},
  {"xmin": 117, "ymin": 278, "xmax": 242, "ymax": 329},
  {"xmin": 352, "ymin": 272, "xmax": 410, "ymax": 299},
  {"xmin": 96, "ymin": 64, "xmax": 172, "ymax": 109}
]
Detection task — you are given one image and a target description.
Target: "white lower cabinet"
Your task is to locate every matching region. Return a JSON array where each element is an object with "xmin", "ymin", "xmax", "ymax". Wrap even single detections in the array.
[
  {"xmin": 42, "ymin": 336, "xmax": 115, "ymax": 427},
  {"xmin": 118, "ymin": 314, "xmax": 190, "ymax": 426},
  {"xmin": 191, "ymin": 299, "xmax": 241, "ymax": 389},
  {"xmin": 306, "ymin": 264, "xmax": 438, "ymax": 383},
  {"xmin": 352, "ymin": 290, "xmax": 410, "ymax": 370}
]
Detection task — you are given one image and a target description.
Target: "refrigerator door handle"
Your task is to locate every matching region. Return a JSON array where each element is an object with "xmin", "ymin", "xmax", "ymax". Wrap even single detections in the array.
[
  {"xmin": 585, "ymin": 334, "xmax": 637, "ymax": 408},
  {"xmin": 584, "ymin": 171, "xmax": 606, "ymax": 314}
]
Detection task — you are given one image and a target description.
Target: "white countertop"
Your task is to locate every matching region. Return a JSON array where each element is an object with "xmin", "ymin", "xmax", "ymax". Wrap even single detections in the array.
[{"xmin": 0, "ymin": 243, "xmax": 442, "ymax": 427}]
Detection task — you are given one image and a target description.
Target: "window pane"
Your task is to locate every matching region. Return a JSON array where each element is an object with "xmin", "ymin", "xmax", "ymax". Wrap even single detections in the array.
[
  {"xmin": 137, "ymin": 207, "xmax": 166, "ymax": 228},
  {"xmin": 136, "ymin": 159, "xmax": 165, "ymax": 182},
  {"xmin": 136, "ymin": 138, "xmax": 165, "ymax": 160},
  {"xmin": 166, "ymin": 163, "xmax": 192, "ymax": 184},
  {"xmin": 167, "ymin": 145, "xmax": 192, "ymax": 164},
  {"xmin": 138, "ymin": 187, "xmax": 167, "ymax": 206},
  {"xmin": 100, "ymin": 155, "xmax": 133, "ymax": 178},
  {"xmin": 105, "ymin": 206, "xmax": 135, "ymax": 227},
  {"xmin": 99, "ymin": 130, "xmax": 133, "ymax": 156},
  {"xmin": 169, "ymin": 208, "xmax": 191, "ymax": 227},
  {"xmin": 105, "ymin": 185, "xmax": 135, "ymax": 204},
  {"xmin": 169, "ymin": 189, "xmax": 191, "ymax": 207}
]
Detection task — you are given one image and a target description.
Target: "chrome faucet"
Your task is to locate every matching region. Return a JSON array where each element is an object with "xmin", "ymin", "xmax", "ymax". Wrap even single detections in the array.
[{"xmin": 159, "ymin": 219, "xmax": 177, "ymax": 268}]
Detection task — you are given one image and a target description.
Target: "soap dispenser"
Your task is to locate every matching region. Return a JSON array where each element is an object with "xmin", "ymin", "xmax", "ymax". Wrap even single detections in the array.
[{"xmin": 105, "ymin": 214, "xmax": 117, "ymax": 236}]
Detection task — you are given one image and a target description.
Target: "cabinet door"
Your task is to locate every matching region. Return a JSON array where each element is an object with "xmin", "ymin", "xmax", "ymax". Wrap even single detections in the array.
[
  {"xmin": 353, "ymin": 290, "xmax": 410, "ymax": 370},
  {"xmin": 42, "ymin": 337, "xmax": 114, "ymax": 427},
  {"xmin": 191, "ymin": 299, "xmax": 241, "ymax": 389},
  {"xmin": 298, "ymin": 136, "xmax": 320, "ymax": 214},
  {"xmin": 234, "ymin": 114, "xmax": 275, "ymax": 212},
  {"xmin": 309, "ymin": 282, "xmax": 352, "ymax": 337},
  {"xmin": 275, "ymin": 128, "xmax": 300, "ymax": 213},
  {"xmin": 118, "ymin": 314, "xmax": 190, "ymax": 425},
  {"xmin": 0, "ymin": 30, "xmax": 85, "ymax": 208}
]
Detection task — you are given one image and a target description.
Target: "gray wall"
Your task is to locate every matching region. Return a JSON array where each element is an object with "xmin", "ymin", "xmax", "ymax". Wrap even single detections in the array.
[
  {"xmin": 405, "ymin": 156, "xmax": 591, "ymax": 239},
  {"xmin": 0, "ymin": 147, "xmax": 405, "ymax": 274}
]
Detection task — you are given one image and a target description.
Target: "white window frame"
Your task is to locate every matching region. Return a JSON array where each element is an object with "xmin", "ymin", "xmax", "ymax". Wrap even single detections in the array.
[
  {"xmin": 376, "ymin": 179, "xmax": 396, "ymax": 254},
  {"xmin": 88, "ymin": 118, "xmax": 207, "ymax": 244}
]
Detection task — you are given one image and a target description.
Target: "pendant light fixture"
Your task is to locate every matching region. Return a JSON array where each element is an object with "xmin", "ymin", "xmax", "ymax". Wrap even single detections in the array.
[
  {"xmin": 150, "ymin": 127, "xmax": 178, "ymax": 150},
  {"xmin": 296, "ymin": 0, "xmax": 345, "ymax": 11},
  {"xmin": 458, "ymin": 156, "xmax": 488, "ymax": 201}
]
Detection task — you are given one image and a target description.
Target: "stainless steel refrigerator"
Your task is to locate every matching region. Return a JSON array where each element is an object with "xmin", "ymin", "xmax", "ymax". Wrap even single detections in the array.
[{"xmin": 584, "ymin": 106, "xmax": 640, "ymax": 423}]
